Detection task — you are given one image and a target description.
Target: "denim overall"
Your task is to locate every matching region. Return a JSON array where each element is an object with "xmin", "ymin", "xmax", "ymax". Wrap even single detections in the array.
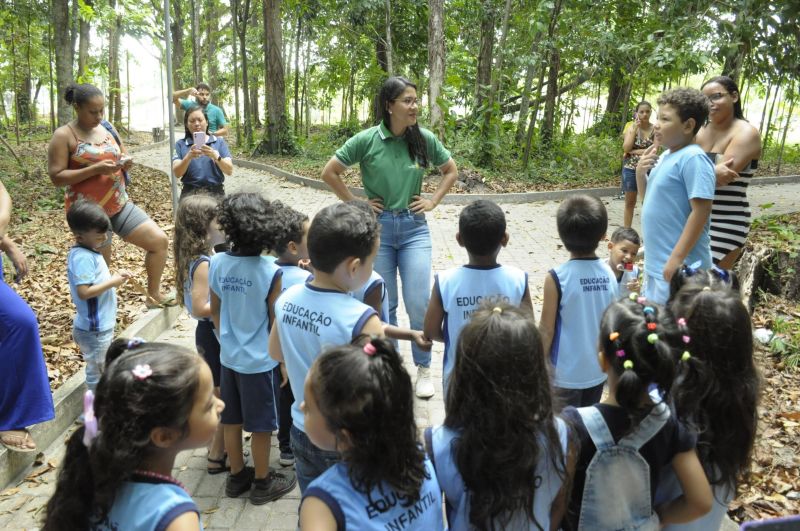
[{"xmin": 576, "ymin": 401, "xmax": 669, "ymax": 530}]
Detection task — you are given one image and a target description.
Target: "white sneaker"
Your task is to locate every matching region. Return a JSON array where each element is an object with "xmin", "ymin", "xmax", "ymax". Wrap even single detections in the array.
[{"xmin": 415, "ymin": 367, "xmax": 435, "ymax": 399}]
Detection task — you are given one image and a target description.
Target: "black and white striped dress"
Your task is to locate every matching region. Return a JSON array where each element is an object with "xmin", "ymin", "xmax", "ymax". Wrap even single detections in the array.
[{"xmin": 707, "ymin": 152, "xmax": 758, "ymax": 262}]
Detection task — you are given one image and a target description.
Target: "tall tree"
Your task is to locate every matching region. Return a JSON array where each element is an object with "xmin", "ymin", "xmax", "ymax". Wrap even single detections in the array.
[
  {"xmin": 538, "ymin": 0, "xmax": 562, "ymax": 146},
  {"xmin": 232, "ymin": 0, "xmax": 252, "ymax": 144},
  {"xmin": 77, "ymin": 0, "xmax": 92, "ymax": 79},
  {"xmin": 427, "ymin": 0, "xmax": 445, "ymax": 139},
  {"xmin": 260, "ymin": 0, "xmax": 288, "ymax": 153},
  {"xmin": 53, "ymin": 0, "xmax": 73, "ymax": 126}
]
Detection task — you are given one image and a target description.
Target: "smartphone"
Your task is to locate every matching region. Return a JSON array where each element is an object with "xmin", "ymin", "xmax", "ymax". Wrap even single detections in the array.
[
  {"xmin": 119, "ymin": 155, "xmax": 132, "ymax": 165},
  {"xmin": 192, "ymin": 131, "xmax": 207, "ymax": 149}
]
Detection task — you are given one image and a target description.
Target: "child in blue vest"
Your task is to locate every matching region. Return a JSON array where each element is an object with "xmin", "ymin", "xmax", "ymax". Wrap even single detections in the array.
[
  {"xmin": 66, "ymin": 200, "xmax": 131, "ymax": 392},
  {"xmin": 270, "ymin": 201, "xmax": 384, "ymax": 493},
  {"xmin": 562, "ymin": 297, "xmax": 712, "ymax": 530},
  {"xmin": 656, "ymin": 269, "xmax": 758, "ymax": 531},
  {"xmin": 174, "ymin": 193, "xmax": 227, "ymax": 475},
  {"xmin": 209, "ymin": 192, "xmax": 297, "ymax": 504},
  {"xmin": 272, "ymin": 202, "xmax": 311, "ymax": 468},
  {"xmin": 636, "ymin": 88, "xmax": 716, "ymax": 304},
  {"xmin": 44, "ymin": 339, "xmax": 224, "ymax": 531},
  {"xmin": 426, "ymin": 303, "xmax": 572, "ymax": 530},
  {"xmin": 607, "ymin": 226, "xmax": 641, "ymax": 298},
  {"xmin": 424, "ymin": 199, "xmax": 531, "ymax": 392},
  {"xmin": 540, "ymin": 194, "xmax": 619, "ymax": 407},
  {"xmin": 299, "ymin": 338, "xmax": 445, "ymax": 530}
]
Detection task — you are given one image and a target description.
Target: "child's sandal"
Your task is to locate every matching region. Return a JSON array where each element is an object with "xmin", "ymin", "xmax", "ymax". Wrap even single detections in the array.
[{"xmin": 207, "ymin": 454, "xmax": 230, "ymax": 475}]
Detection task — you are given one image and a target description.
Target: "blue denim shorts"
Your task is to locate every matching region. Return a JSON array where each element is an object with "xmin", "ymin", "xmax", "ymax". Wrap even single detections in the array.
[
  {"xmin": 72, "ymin": 326, "xmax": 114, "ymax": 392},
  {"xmin": 290, "ymin": 425, "xmax": 340, "ymax": 494},
  {"xmin": 220, "ymin": 366, "xmax": 280, "ymax": 432},
  {"xmin": 621, "ymin": 167, "xmax": 638, "ymax": 192}
]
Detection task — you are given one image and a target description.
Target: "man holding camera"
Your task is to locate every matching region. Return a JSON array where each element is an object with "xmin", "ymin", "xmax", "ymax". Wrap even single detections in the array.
[{"xmin": 172, "ymin": 83, "xmax": 229, "ymax": 137}]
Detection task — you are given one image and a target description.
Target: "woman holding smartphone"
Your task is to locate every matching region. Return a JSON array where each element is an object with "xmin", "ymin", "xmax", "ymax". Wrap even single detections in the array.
[
  {"xmin": 172, "ymin": 105, "xmax": 233, "ymax": 201},
  {"xmin": 48, "ymin": 83, "xmax": 173, "ymax": 308}
]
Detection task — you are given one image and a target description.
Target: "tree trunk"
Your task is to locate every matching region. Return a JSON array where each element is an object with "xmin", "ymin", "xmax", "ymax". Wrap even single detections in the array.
[
  {"xmin": 427, "ymin": 0, "xmax": 445, "ymax": 139},
  {"xmin": 77, "ymin": 0, "xmax": 92, "ymax": 79},
  {"xmin": 70, "ymin": 0, "xmax": 78, "ymax": 71},
  {"xmin": 538, "ymin": 0, "xmax": 563, "ymax": 147},
  {"xmin": 758, "ymin": 81, "xmax": 772, "ymax": 133},
  {"xmin": 231, "ymin": 0, "xmax": 241, "ymax": 145},
  {"xmin": 205, "ymin": 0, "xmax": 219, "ymax": 93},
  {"xmin": 108, "ymin": 0, "xmax": 122, "ymax": 125},
  {"xmin": 776, "ymin": 88, "xmax": 795, "ymax": 175},
  {"xmin": 190, "ymin": 0, "xmax": 200, "ymax": 83},
  {"xmin": 384, "ymin": 0, "xmax": 393, "ymax": 75},
  {"xmin": 250, "ymin": 73, "xmax": 261, "ymax": 128},
  {"xmin": 473, "ymin": 0, "xmax": 495, "ymax": 114},
  {"xmin": 347, "ymin": 64, "xmax": 355, "ymax": 123},
  {"xmin": 293, "ymin": 14, "xmax": 301, "ymax": 135},
  {"xmin": 48, "ymin": 13, "xmax": 56, "ymax": 132},
  {"xmin": 303, "ymin": 37, "xmax": 310, "ymax": 137},
  {"xmin": 262, "ymin": 0, "xmax": 287, "ymax": 153},
  {"xmin": 53, "ymin": 0, "xmax": 74, "ymax": 126},
  {"xmin": 515, "ymin": 36, "xmax": 540, "ymax": 144},
  {"xmin": 764, "ymin": 77, "xmax": 783, "ymax": 149},
  {"xmin": 236, "ymin": 0, "xmax": 252, "ymax": 144},
  {"xmin": 521, "ymin": 61, "xmax": 547, "ymax": 168}
]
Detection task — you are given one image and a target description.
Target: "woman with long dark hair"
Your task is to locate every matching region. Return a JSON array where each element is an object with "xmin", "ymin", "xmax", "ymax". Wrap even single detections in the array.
[
  {"xmin": 697, "ymin": 76, "xmax": 762, "ymax": 269},
  {"xmin": 320, "ymin": 76, "xmax": 458, "ymax": 399}
]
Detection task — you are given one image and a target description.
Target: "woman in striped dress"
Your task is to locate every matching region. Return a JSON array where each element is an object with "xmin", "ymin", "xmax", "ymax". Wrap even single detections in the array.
[{"xmin": 697, "ymin": 76, "xmax": 762, "ymax": 269}]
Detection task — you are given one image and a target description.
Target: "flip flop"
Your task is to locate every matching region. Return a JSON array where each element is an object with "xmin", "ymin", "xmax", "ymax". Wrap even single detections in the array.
[
  {"xmin": 144, "ymin": 292, "xmax": 179, "ymax": 309},
  {"xmin": 0, "ymin": 430, "xmax": 38, "ymax": 453}
]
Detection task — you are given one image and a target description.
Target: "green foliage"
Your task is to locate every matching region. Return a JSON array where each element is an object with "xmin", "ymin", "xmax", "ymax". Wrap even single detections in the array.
[
  {"xmin": 523, "ymin": 133, "xmax": 620, "ymax": 185},
  {"xmin": 769, "ymin": 315, "xmax": 800, "ymax": 368}
]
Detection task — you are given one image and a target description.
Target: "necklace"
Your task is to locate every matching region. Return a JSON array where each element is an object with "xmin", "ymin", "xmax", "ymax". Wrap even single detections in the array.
[{"xmin": 131, "ymin": 469, "xmax": 187, "ymax": 491}]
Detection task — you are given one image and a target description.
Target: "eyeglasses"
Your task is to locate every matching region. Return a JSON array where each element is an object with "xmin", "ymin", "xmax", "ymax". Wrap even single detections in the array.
[
  {"xmin": 706, "ymin": 92, "xmax": 729, "ymax": 102},
  {"xmin": 395, "ymin": 97, "xmax": 420, "ymax": 107}
]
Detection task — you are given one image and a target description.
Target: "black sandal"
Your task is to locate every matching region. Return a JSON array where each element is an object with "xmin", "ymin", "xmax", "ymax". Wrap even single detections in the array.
[{"xmin": 207, "ymin": 453, "xmax": 230, "ymax": 475}]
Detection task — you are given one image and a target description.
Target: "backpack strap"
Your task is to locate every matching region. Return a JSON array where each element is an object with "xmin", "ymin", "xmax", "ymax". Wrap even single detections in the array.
[
  {"xmin": 576, "ymin": 406, "xmax": 615, "ymax": 451},
  {"xmin": 620, "ymin": 401, "xmax": 670, "ymax": 450}
]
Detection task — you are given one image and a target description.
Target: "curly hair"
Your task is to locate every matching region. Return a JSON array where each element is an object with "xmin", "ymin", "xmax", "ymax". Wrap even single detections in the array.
[
  {"xmin": 44, "ymin": 341, "xmax": 203, "ymax": 530},
  {"xmin": 217, "ymin": 192, "xmax": 288, "ymax": 255},
  {"xmin": 271, "ymin": 201, "xmax": 309, "ymax": 256},
  {"xmin": 668, "ymin": 275, "xmax": 759, "ymax": 489},
  {"xmin": 657, "ymin": 88, "xmax": 710, "ymax": 135},
  {"xmin": 599, "ymin": 298, "xmax": 679, "ymax": 423},
  {"xmin": 309, "ymin": 337, "xmax": 427, "ymax": 504},
  {"xmin": 378, "ymin": 76, "xmax": 429, "ymax": 169},
  {"xmin": 445, "ymin": 303, "xmax": 567, "ymax": 530},
  {"xmin": 174, "ymin": 194, "xmax": 220, "ymax": 305}
]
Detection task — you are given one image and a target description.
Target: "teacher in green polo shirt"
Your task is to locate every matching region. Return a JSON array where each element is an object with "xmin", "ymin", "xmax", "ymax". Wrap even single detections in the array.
[{"xmin": 321, "ymin": 76, "xmax": 458, "ymax": 399}]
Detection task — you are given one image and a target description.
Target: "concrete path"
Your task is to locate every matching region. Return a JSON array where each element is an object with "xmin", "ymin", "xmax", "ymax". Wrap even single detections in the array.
[{"xmin": 1, "ymin": 145, "xmax": 795, "ymax": 529}]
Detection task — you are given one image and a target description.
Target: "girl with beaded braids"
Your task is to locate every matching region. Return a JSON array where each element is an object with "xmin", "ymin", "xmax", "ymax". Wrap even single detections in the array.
[
  {"xmin": 427, "ymin": 302, "xmax": 573, "ymax": 530},
  {"xmin": 655, "ymin": 273, "xmax": 759, "ymax": 531},
  {"xmin": 44, "ymin": 339, "xmax": 224, "ymax": 531},
  {"xmin": 562, "ymin": 297, "xmax": 712, "ymax": 530},
  {"xmin": 298, "ymin": 337, "xmax": 444, "ymax": 530}
]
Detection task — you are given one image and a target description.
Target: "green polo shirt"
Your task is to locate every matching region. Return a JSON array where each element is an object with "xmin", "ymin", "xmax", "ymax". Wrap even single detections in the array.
[
  {"xmin": 334, "ymin": 122, "xmax": 452, "ymax": 211},
  {"xmin": 180, "ymin": 100, "xmax": 228, "ymax": 133}
]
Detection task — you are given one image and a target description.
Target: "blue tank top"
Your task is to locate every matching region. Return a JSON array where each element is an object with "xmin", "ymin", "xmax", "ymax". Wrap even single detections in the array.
[
  {"xmin": 274, "ymin": 283, "xmax": 377, "ymax": 432},
  {"xmin": 208, "ymin": 252, "xmax": 282, "ymax": 374},
  {"xmin": 303, "ymin": 458, "xmax": 444, "ymax": 530},
  {"xmin": 184, "ymin": 255, "xmax": 211, "ymax": 321},
  {"xmin": 428, "ymin": 419, "xmax": 568, "ymax": 530},
  {"xmin": 350, "ymin": 270, "xmax": 390, "ymax": 323},
  {"xmin": 550, "ymin": 258, "xmax": 618, "ymax": 388},
  {"xmin": 276, "ymin": 262, "xmax": 312, "ymax": 292},
  {"xmin": 436, "ymin": 264, "xmax": 527, "ymax": 390},
  {"xmin": 91, "ymin": 480, "xmax": 201, "ymax": 531}
]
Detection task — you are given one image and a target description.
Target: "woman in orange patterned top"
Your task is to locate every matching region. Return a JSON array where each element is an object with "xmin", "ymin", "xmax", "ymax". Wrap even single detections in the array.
[{"xmin": 47, "ymin": 83, "xmax": 173, "ymax": 307}]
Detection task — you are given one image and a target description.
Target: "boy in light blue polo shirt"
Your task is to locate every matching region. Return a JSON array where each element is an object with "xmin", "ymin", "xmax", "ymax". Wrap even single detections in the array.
[
  {"xmin": 270, "ymin": 201, "xmax": 384, "ymax": 493},
  {"xmin": 66, "ymin": 201, "xmax": 131, "ymax": 391},
  {"xmin": 539, "ymin": 195, "xmax": 619, "ymax": 408},
  {"xmin": 424, "ymin": 200, "xmax": 531, "ymax": 393},
  {"xmin": 209, "ymin": 193, "xmax": 296, "ymax": 505},
  {"xmin": 638, "ymin": 88, "xmax": 716, "ymax": 304}
]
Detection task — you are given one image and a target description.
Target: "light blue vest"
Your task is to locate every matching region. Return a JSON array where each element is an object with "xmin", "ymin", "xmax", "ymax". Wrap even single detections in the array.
[
  {"xmin": 549, "ymin": 258, "xmax": 618, "ymax": 389},
  {"xmin": 428, "ymin": 419, "xmax": 568, "ymax": 530},
  {"xmin": 184, "ymin": 255, "xmax": 210, "ymax": 321},
  {"xmin": 436, "ymin": 264, "xmax": 527, "ymax": 390},
  {"xmin": 274, "ymin": 284, "xmax": 376, "ymax": 432},
  {"xmin": 276, "ymin": 262, "xmax": 312, "ymax": 292},
  {"xmin": 350, "ymin": 270, "xmax": 390, "ymax": 323},
  {"xmin": 208, "ymin": 253, "xmax": 282, "ymax": 374},
  {"xmin": 303, "ymin": 458, "xmax": 445, "ymax": 530},
  {"xmin": 68, "ymin": 246, "xmax": 117, "ymax": 332},
  {"xmin": 91, "ymin": 481, "xmax": 201, "ymax": 531}
]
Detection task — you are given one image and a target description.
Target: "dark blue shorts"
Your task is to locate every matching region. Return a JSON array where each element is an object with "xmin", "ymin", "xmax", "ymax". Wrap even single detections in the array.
[
  {"xmin": 195, "ymin": 320, "xmax": 221, "ymax": 387},
  {"xmin": 621, "ymin": 167, "xmax": 638, "ymax": 192},
  {"xmin": 220, "ymin": 366, "xmax": 280, "ymax": 433}
]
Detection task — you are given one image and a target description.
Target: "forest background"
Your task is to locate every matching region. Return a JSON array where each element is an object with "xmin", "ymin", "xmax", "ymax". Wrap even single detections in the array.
[{"xmin": 1, "ymin": 0, "xmax": 799, "ymax": 187}]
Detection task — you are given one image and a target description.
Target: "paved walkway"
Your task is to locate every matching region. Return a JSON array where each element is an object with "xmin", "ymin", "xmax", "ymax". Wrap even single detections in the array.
[{"xmin": 2, "ymin": 145, "xmax": 797, "ymax": 529}]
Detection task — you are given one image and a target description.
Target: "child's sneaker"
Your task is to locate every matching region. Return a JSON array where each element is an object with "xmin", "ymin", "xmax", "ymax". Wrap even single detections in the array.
[
  {"xmin": 250, "ymin": 469, "xmax": 297, "ymax": 505},
  {"xmin": 279, "ymin": 449, "xmax": 295, "ymax": 466},
  {"xmin": 225, "ymin": 466, "xmax": 254, "ymax": 497},
  {"xmin": 415, "ymin": 366, "xmax": 435, "ymax": 398}
]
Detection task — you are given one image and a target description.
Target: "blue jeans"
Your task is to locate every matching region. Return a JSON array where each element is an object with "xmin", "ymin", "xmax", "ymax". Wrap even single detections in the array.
[
  {"xmin": 72, "ymin": 326, "xmax": 114, "ymax": 392},
  {"xmin": 375, "ymin": 210, "xmax": 432, "ymax": 367},
  {"xmin": 290, "ymin": 425, "xmax": 340, "ymax": 494}
]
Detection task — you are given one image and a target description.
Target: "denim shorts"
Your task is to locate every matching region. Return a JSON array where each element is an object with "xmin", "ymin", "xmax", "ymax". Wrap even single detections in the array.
[
  {"xmin": 220, "ymin": 366, "xmax": 280, "ymax": 432},
  {"xmin": 621, "ymin": 167, "xmax": 638, "ymax": 193},
  {"xmin": 290, "ymin": 425, "xmax": 340, "ymax": 494},
  {"xmin": 72, "ymin": 326, "xmax": 114, "ymax": 392}
]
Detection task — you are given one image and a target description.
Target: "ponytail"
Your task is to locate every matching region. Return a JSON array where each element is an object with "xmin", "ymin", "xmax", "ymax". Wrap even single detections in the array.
[{"xmin": 43, "ymin": 427, "xmax": 95, "ymax": 530}]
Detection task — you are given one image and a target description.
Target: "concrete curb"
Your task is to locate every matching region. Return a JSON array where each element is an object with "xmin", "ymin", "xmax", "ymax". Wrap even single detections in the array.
[
  {"xmin": 232, "ymin": 156, "xmax": 800, "ymax": 205},
  {"xmin": 0, "ymin": 304, "xmax": 184, "ymax": 489}
]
